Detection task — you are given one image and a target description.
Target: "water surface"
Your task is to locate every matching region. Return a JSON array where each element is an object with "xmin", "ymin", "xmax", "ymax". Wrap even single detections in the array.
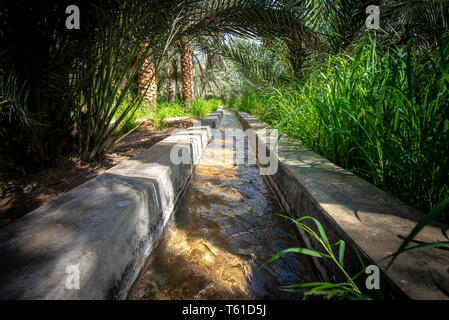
[{"xmin": 129, "ymin": 110, "xmax": 315, "ymax": 299}]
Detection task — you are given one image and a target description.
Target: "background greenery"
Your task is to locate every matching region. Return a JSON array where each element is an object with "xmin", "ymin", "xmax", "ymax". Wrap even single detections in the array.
[
  {"xmin": 1, "ymin": 0, "xmax": 448, "ymax": 300},
  {"xmin": 1, "ymin": 0, "xmax": 447, "ymax": 219},
  {"xmin": 228, "ymin": 34, "xmax": 449, "ymax": 222},
  {"xmin": 1, "ymin": 0, "xmax": 313, "ymax": 173},
  {"xmin": 222, "ymin": 2, "xmax": 449, "ymax": 223}
]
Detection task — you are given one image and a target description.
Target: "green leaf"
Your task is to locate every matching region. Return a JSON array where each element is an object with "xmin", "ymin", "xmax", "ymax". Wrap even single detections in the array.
[
  {"xmin": 338, "ymin": 240, "xmax": 346, "ymax": 267},
  {"xmin": 384, "ymin": 241, "xmax": 449, "ymax": 260},
  {"xmin": 281, "ymin": 282, "xmax": 350, "ymax": 289},
  {"xmin": 386, "ymin": 197, "xmax": 449, "ymax": 270},
  {"xmin": 258, "ymin": 247, "xmax": 330, "ymax": 271},
  {"xmin": 291, "ymin": 215, "xmax": 332, "ymax": 251}
]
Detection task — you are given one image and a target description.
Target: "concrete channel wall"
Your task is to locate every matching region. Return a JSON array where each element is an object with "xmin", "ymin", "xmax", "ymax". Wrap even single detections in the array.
[
  {"xmin": 0, "ymin": 109, "xmax": 223, "ymax": 300},
  {"xmin": 236, "ymin": 110, "xmax": 449, "ymax": 300}
]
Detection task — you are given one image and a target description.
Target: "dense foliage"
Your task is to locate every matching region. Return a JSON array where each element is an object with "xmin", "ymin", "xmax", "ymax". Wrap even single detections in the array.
[
  {"xmin": 223, "ymin": 2, "xmax": 449, "ymax": 221},
  {"xmin": 1, "ymin": 0, "xmax": 448, "ymax": 300},
  {"xmin": 1, "ymin": 1, "xmax": 448, "ymax": 217},
  {"xmin": 229, "ymin": 35, "xmax": 449, "ymax": 221},
  {"xmin": 1, "ymin": 0, "xmax": 317, "ymax": 174}
]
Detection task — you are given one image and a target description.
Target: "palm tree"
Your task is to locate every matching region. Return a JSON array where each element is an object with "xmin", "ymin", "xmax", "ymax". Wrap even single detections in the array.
[
  {"xmin": 167, "ymin": 59, "xmax": 178, "ymax": 102},
  {"xmin": 1, "ymin": 0, "xmax": 324, "ymax": 172},
  {"xmin": 180, "ymin": 38, "xmax": 194, "ymax": 102},
  {"xmin": 139, "ymin": 48, "xmax": 157, "ymax": 111},
  {"xmin": 154, "ymin": 0, "xmax": 323, "ymax": 104}
]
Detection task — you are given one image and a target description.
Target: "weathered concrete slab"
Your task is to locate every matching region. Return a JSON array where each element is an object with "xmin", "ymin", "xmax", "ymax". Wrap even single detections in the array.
[
  {"xmin": 236, "ymin": 110, "xmax": 449, "ymax": 300},
  {"xmin": 0, "ymin": 112, "xmax": 222, "ymax": 300},
  {"xmin": 160, "ymin": 116, "xmax": 191, "ymax": 123},
  {"xmin": 195, "ymin": 109, "xmax": 223, "ymax": 129}
]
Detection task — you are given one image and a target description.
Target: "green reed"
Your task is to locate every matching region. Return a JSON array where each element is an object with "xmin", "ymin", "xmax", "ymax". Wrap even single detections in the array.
[{"xmin": 234, "ymin": 35, "xmax": 449, "ymax": 222}]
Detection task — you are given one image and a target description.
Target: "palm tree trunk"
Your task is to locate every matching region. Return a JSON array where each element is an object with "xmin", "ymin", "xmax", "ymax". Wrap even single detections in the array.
[
  {"xmin": 167, "ymin": 60, "xmax": 177, "ymax": 102},
  {"xmin": 139, "ymin": 47, "xmax": 157, "ymax": 111},
  {"xmin": 287, "ymin": 41, "xmax": 306, "ymax": 80},
  {"xmin": 167, "ymin": 79, "xmax": 176, "ymax": 102},
  {"xmin": 180, "ymin": 39, "xmax": 193, "ymax": 102}
]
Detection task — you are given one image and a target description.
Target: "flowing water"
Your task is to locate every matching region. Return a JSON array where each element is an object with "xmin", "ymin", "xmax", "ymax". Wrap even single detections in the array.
[{"xmin": 129, "ymin": 110, "xmax": 315, "ymax": 300}]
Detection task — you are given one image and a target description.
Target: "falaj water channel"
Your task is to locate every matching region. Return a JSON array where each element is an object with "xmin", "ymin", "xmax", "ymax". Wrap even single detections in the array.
[{"xmin": 129, "ymin": 109, "xmax": 316, "ymax": 300}]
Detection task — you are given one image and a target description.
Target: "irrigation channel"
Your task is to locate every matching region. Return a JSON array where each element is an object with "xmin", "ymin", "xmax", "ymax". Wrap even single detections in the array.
[{"xmin": 128, "ymin": 110, "xmax": 316, "ymax": 299}]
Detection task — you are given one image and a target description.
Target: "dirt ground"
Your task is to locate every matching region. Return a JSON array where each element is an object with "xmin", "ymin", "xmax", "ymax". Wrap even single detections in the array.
[{"xmin": 0, "ymin": 119, "xmax": 194, "ymax": 229}]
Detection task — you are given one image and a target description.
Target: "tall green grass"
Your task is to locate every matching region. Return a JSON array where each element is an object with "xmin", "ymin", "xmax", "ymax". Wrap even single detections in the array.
[
  {"xmin": 115, "ymin": 97, "xmax": 223, "ymax": 130},
  {"xmin": 232, "ymin": 35, "xmax": 449, "ymax": 223},
  {"xmin": 190, "ymin": 98, "xmax": 223, "ymax": 117}
]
